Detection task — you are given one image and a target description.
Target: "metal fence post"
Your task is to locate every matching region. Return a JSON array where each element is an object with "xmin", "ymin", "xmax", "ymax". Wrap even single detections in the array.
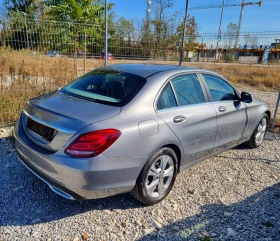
[
  {"xmin": 271, "ymin": 90, "xmax": 280, "ymax": 130},
  {"xmin": 179, "ymin": 0, "xmax": 189, "ymax": 66},
  {"xmin": 104, "ymin": 0, "xmax": 108, "ymax": 66}
]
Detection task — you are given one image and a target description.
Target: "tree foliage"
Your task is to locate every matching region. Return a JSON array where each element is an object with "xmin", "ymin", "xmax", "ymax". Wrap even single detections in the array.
[
  {"xmin": 224, "ymin": 22, "xmax": 238, "ymax": 49},
  {"xmin": 147, "ymin": 4, "xmax": 198, "ymax": 59},
  {"xmin": 45, "ymin": 0, "xmax": 114, "ymax": 22},
  {"xmin": 4, "ymin": 0, "xmax": 39, "ymax": 15},
  {"xmin": 244, "ymin": 33, "xmax": 258, "ymax": 48},
  {"xmin": 1, "ymin": 0, "xmax": 199, "ymax": 60}
]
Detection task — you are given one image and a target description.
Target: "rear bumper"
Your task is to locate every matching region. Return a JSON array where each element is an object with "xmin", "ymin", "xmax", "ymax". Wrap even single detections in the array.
[
  {"xmin": 14, "ymin": 118, "xmax": 145, "ymax": 200},
  {"xmin": 17, "ymin": 151, "xmax": 84, "ymax": 200}
]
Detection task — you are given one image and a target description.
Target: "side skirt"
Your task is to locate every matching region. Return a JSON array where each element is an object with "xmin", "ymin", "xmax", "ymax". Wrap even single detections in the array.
[{"xmin": 179, "ymin": 138, "xmax": 250, "ymax": 172}]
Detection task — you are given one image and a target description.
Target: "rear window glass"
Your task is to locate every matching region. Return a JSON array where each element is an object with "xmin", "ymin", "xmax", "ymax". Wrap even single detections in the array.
[{"xmin": 61, "ymin": 68, "xmax": 146, "ymax": 107}]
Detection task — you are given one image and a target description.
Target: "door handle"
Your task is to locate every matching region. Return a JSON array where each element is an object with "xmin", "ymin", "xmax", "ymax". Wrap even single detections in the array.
[
  {"xmin": 219, "ymin": 106, "xmax": 227, "ymax": 112},
  {"xmin": 173, "ymin": 115, "xmax": 186, "ymax": 123}
]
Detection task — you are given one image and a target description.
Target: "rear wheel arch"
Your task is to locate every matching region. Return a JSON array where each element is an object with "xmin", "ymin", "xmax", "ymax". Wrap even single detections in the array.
[
  {"xmin": 131, "ymin": 146, "xmax": 178, "ymax": 205},
  {"xmin": 142, "ymin": 143, "xmax": 182, "ymax": 175},
  {"xmin": 162, "ymin": 144, "xmax": 182, "ymax": 173}
]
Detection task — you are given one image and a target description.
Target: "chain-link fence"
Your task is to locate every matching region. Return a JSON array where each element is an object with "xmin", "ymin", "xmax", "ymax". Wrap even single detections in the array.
[
  {"xmin": 0, "ymin": 17, "xmax": 279, "ymax": 129},
  {"xmin": 1, "ymin": 16, "xmax": 280, "ymax": 62}
]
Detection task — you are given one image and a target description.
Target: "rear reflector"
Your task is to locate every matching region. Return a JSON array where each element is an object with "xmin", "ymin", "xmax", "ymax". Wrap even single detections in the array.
[{"xmin": 64, "ymin": 129, "xmax": 121, "ymax": 158}]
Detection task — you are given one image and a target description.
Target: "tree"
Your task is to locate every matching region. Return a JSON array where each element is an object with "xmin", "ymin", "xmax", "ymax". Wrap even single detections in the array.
[
  {"xmin": 4, "ymin": 0, "xmax": 39, "ymax": 15},
  {"xmin": 45, "ymin": 0, "xmax": 114, "ymax": 22},
  {"xmin": 115, "ymin": 17, "xmax": 135, "ymax": 41},
  {"xmin": 110, "ymin": 17, "xmax": 136, "ymax": 57},
  {"xmin": 43, "ymin": 0, "xmax": 115, "ymax": 56},
  {"xmin": 224, "ymin": 22, "xmax": 238, "ymax": 49},
  {"xmin": 151, "ymin": 0, "xmax": 173, "ymax": 58},
  {"xmin": 1, "ymin": 7, "xmax": 42, "ymax": 50},
  {"xmin": 152, "ymin": 0, "xmax": 173, "ymax": 33},
  {"xmin": 175, "ymin": 13, "xmax": 198, "ymax": 50},
  {"xmin": 244, "ymin": 33, "xmax": 258, "ymax": 48},
  {"xmin": 136, "ymin": 2, "xmax": 198, "ymax": 60}
]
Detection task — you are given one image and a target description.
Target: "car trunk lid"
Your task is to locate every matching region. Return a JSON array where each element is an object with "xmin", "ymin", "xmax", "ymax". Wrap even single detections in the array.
[{"xmin": 22, "ymin": 90, "xmax": 121, "ymax": 152}]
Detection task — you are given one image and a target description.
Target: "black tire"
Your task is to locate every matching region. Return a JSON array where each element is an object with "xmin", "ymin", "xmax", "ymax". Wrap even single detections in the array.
[
  {"xmin": 246, "ymin": 113, "xmax": 269, "ymax": 148},
  {"xmin": 130, "ymin": 147, "xmax": 178, "ymax": 206}
]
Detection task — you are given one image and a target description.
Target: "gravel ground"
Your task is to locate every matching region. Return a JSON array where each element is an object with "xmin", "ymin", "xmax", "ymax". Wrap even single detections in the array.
[{"xmin": 0, "ymin": 132, "xmax": 279, "ymax": 241}]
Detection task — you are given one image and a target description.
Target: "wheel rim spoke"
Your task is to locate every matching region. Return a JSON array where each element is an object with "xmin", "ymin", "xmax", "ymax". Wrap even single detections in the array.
[
  {"xmin": 146, "ymin": 179, "xmax": 159, "ymax": 195},
  {"xmin": 160, "ymin": 155, "xmax": 168, "ymax": 172},
  {"xmin": 148, "ymin": 169, "xmax": 159, "ymax": 178},
  {"xmin": 262, "ymin": 125, "xmax": 267, "ymax": 132},
  {"xmin": 149, "ymin": 164, "xmax": 160, "ymax": 177},
  {"xmin": 158, "ymin": 180, "xmax": 167, "ymax": 196},
  {"xmin": 262, "ymin": 118, "xmax": 267, "ymax": 127},
  {"xmin": 163, "ymin": 166, "xmax": 174, "ymax": 177}
]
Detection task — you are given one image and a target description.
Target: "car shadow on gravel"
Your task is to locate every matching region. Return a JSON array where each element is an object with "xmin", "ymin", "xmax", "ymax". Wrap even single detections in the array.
[
  {"xmin": 233, "ymin": 134, "xmax": 280, "ymax": 151},
  {"xmin": 137, "ymin": 182, "xmax": 280, "ymax": 241},
  {"xmin": 0, "ymin": 138, "xmax": 143, "ymax": 227},
  {"xmin": 218, "ymin": 150, "xmax": 279, "ymax": 164},
  {"xmin": 217, "ymin": 154, "xmax": 280, "ymax": 164}
]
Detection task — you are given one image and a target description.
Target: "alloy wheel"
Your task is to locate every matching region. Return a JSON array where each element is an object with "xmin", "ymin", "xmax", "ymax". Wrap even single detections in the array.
[
  {"xmin": 255, "ymin": 117, "xmax": 267, "ymax": 145},
  {"xmin": 144, "ymin": 154, "xmax": 175, "ymax": 198}
]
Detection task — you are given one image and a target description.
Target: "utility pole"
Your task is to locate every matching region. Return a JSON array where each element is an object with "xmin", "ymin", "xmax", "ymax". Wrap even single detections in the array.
[
  {"xmin": 234, "ymin": 0, "xmax": 262, "ymax": 49},
  {"xmin": 145, "ymin": 0, "xmax": 152, "ymax": 33},
  {"xmin": 179, "ymin": 0, "xmax": 189, "ymax": 66},
  {"xmin": 104, "ymin": 0, "xmax": 108, "ymax": 66},
  {"xmin": 214, "ymin": 0, "xmax": 225, "ymax": 64},
  {"xmin": 146, "ymin": 0, "xmax": 151, "ymax": 23}
]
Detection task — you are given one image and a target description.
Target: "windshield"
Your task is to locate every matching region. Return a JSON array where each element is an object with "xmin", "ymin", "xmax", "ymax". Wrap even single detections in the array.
[{"xmin": 61, "ymin": 68, "xmax": 146, "ymax": 106}]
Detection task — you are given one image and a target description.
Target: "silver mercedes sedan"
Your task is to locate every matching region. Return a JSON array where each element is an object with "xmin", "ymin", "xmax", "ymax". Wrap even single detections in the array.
[{"xmin": 14, "ymin": 64, "xmax": 270, "ymax": 205}]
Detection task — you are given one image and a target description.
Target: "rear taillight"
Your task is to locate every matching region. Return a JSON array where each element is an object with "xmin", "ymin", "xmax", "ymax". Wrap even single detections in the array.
[{"xmin": 64, "ymin": 129, "xmax": 121, "ymax": 158}]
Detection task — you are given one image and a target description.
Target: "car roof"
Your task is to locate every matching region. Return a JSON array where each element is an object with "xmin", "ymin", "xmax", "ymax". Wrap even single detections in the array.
[{"xmin": 110, "ymin": 64, "xmax": 199, "ymax": 78}]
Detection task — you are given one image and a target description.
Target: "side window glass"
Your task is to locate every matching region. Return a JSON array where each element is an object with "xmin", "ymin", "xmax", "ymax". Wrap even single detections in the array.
[
  {"xmin": 157, "ymin": 83, "xmax": 177, "ymax": 110},
  {"xmin": 171, "ymin": 74, "xmax": 205, "ymax": 106},
  {"xmin": 203, "ymin": 74, "xmax": 237, "ymax": 101}
]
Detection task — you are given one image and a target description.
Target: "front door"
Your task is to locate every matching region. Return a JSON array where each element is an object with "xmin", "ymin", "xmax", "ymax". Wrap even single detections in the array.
[{"xmin": 201, "ymin": 74, "xmax": 248, "ymax": 152}]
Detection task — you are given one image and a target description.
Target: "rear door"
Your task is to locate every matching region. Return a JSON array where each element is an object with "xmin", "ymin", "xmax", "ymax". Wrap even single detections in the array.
[
  {"xmin": 200, "ymin": 74, "xmax": 248, "ymax": 152},
  {"xmin": 156, "ymin": 73, "xmax": 217, "ymax": 166}
]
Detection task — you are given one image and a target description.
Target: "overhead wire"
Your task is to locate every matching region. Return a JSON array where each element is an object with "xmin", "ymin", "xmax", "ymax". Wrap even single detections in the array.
[{"xmin": 189, "ymin": 0, "xmax": 241, "ymax": 10}]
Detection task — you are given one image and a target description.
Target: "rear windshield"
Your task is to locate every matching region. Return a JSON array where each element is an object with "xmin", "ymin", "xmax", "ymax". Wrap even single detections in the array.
[{"xmin": 61, "ymin": 68, "xmax": 146, "ymax": 106}]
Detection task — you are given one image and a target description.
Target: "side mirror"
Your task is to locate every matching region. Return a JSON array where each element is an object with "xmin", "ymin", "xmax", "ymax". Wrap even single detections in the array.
[{"xmin": 240, "ymin": 91, "xmax": 253, "ymax": 103}]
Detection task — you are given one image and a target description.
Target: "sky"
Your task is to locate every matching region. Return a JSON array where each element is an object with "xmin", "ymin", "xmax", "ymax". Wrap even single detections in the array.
[
  {"xmin": 110, "ymin": 0, "xmax": 279, "ymax": 34},
  {"xmin": 1, "ymin": 0, "xmax": 278, "ymax": 34}
]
